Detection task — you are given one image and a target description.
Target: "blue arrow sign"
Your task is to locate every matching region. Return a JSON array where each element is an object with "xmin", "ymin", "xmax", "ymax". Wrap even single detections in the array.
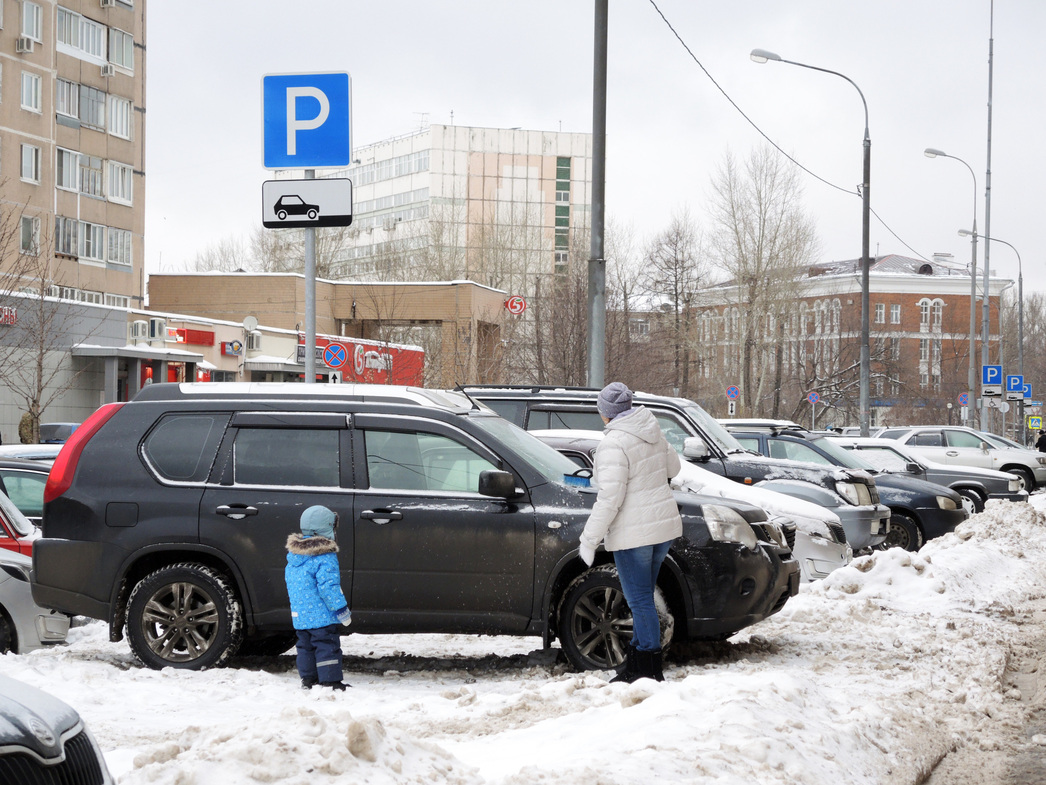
[
  {"xmin": 982, "ymin": 365, "xmax": 1002, "ymax": 385},
  {"xmin": 1007, "ymin": 374, "xmax": 1024, "ymax": 392},
  {"xmin": 263, "ymin": 72, "xmax": 352, "ymax": 169}
]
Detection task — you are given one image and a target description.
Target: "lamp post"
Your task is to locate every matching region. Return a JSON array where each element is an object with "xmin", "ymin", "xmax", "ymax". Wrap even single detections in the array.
[
  {"xmin": 924, "ymin": 148, "xmax": 977, "ymax": 428},
  {"xmin": 751, "ymin": 49, "xmax": 871, "ymax": 436},
  {"xmin": 960, "ymin": 229, "xmax": 1022, "ymax": 441}
]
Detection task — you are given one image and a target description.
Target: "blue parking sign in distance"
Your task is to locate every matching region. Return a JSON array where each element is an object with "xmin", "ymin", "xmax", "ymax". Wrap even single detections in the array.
[
  {"xmin": 262, "ymin": 72, "xmax": 351, "ymax": 169},
  {"xmin": 1007, "ymin": 374, "xmax": 1024, "ymax": 392},
  {"xmin": 1025, "ymin": 383, "xmax": 1033, "ymax": 398},
  {"xmin": 982, "ymin": 365, "xmax": 1002, "ymax": 385}
]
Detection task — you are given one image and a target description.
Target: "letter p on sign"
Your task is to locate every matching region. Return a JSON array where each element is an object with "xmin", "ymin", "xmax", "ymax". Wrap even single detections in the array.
[{"xmin": 263, "ymin": 72, "xmax": 351, "ymax": 169}]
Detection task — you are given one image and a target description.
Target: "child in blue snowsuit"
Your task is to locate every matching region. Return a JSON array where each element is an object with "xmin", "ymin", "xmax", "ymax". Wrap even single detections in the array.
[{"xmin": 285, "ymin": 505, "xmax": 352, "ymax": 690}]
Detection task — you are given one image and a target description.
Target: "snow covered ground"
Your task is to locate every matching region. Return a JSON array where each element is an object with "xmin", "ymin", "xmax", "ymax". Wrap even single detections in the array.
[{"xmin": 8, "ymin": 495, "xmax": 1046, "ymax": 784}]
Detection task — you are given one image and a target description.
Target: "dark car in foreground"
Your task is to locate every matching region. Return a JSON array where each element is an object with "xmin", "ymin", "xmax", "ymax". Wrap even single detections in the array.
[
  {"xmin": 33, "ymin": 383, "xmax": 799, "ymax": 672},
  {"xmin": 463, "ymin": 386, "xmax": 890, "ymax": 550},
  {"xmin": 726, "ymin": 426, "xmax": 967, "ymax": 551},
  {"xmin": 0, "ymin": 674, "xmax": 112, "ymax": 784}
]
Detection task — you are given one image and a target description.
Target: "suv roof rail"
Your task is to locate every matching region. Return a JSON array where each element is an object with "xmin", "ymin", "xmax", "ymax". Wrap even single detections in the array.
[{"xmin": 460, "ymin": 384, "xmax": 601, "ymax": 393}]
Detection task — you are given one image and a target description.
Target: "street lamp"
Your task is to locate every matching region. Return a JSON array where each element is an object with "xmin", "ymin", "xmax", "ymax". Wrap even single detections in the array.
[
  {"xmin": 959, "ymin": 229, "xmax": 1023, "ymax": 440},
  {"xmin": 751, "ymin": 48, "xmax": 872, "ymax": 436},
  {"xmin": 924, "ymin": 148, "xmax": 978, "ymax": 427}
]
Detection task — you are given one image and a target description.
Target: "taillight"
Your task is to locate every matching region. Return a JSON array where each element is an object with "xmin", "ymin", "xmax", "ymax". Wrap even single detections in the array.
[{"xmin": 44, "ymin": 402, "xmax": 124, "ymax": 504}]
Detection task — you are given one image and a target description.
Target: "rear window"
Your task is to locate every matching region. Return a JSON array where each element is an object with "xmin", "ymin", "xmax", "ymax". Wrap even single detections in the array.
[{"xmin": 142, "ymin": 413, "xmax": 230, "ymax": 482}]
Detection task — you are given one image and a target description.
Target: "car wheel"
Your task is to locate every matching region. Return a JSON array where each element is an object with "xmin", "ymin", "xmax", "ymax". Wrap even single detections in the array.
[
  {"xmin": 557, "ymin": 564, "xmax": 673, "ymax": 672},
  {"xmin": 277, "ymin": 210, "xmax": 288, "ymax": 220},
  {"xmin": 307, "ymin": 209, "xmax": 318, "ymax": 220},
  {"xmin": 126, "ymin": 563, "xmax": 244, "ymax": 670},
  {"xmin": 1008, "ymin": 467, "xmax": 1035, "ymax": 492},
  {"xmin": 0, "ymin": 610, "xmax": 14, "ymax": 654},
  {"xmin": 235, "ymin": 632, "xmax": 298, "ymax": 657},
  {"xmin": 955, "ymin": 487, "xmax": 984, "ymax": 515},
  {"xmin": 875, "ymin": 513, "xmax": 923, "ymax": 552}
]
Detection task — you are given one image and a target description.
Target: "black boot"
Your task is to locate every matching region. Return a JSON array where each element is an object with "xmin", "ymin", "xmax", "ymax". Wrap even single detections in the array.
[
  {"xmin": 645, "ymin": 648, "xmax": 665, "ymax": 682},
  {"xmin": 609, "ymin": 645, "xmax": 638, "ymax": 683}
]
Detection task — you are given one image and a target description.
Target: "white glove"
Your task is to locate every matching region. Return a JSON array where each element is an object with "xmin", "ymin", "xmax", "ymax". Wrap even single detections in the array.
[
  {"xmin": 334, "ymin": 607, "xmax": 352, "ymax": 627},
  {"xmin": 579, "ymin": 540, "xmax": 596, "ymax": 567}
]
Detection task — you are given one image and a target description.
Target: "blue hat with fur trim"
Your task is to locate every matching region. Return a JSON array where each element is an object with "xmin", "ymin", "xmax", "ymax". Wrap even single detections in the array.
[{"xmin": 300, "ymin": 505, "xmax": 337, "ymax": 539}]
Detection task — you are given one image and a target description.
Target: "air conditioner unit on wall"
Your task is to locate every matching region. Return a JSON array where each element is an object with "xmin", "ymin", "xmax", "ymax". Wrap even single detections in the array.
[
  {"xmin": 101, "ymin": 63, "xmax": 115, "ymax": 77},
  {"xmin": 16, "ymin": 37, "xmax": 34, "ymax": 54},
  {"xmin": 129, "ymin": 320, "xmax": 148, "ymax": 342},
  {"xmin": 246, "ymin": 331, "xmax": 263, "ymax": 352},
  {"xmin": 101, "ymin": 0, "xmax": 117, "ymax": 7},
  {"xmin": 148, "ymin": 318, "xmax": 167, "ymax": 342}
]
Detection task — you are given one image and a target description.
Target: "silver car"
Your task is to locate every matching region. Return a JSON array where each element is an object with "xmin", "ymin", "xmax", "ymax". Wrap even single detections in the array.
[
  {"xmin": 830, "ymin": 436, "xmax": 1028, "ymax": 514},
  {"xmin": 876, "ymin": 426, "xmax": 1046, "ymax": 491},
  {"xmin": 0, "ymin": 549, "xmax": 69, "ymax": 653}
]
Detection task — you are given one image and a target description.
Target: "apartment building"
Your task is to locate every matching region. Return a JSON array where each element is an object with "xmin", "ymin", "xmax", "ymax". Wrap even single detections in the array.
[{"xmin": 1, "ymin": 0, "xmax": 145, "ymax": 305}]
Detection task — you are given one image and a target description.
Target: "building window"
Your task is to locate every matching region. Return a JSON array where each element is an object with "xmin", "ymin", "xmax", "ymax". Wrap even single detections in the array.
[
  {"xmin": 890, "ymin": 304, "xmax": 901, "ymax": 324},
  {"xmin": 891, "ymin": 337, "xmax": 901, "ymax": 361},
  {"xmin": 22, "ymin": 1, "xmax": 42, "ymax": 42},
  {"xmin": 79, "ymin": 85, "xmax": 106, "ymax": 130},
  {"xmin": 104, "ymin": 293, "xmax": 130, "ymax": 308},
  {"xmin": 55, "ymin": 216, "xmax": 78, "ymax": 256},
  {"xmin": 56, "ymin": 148, "xmax": 78, "ymax": 190},
  {"xmin": 20, "ymin": 144, "xmax": 40, "ymax": 183},
  {"xmin": 109, "ymin": 95, "xmax": 132, "ymax": 138},
  {"xmin": 77, "ymin": 289, "xmax": 103, "ymax": 304},
  {"xmin": 107, "ymin": 160, "xmax": 133, "ymax": 204},
  {"xmin": 56, "ymin": 78, "xmax": 78, "ymax": 117},
  {"xmin": 20, "ymin": 216, "xmax": 40, "ymax": 255},
  {"xmin": 920, "ymin": 338, "xmax": 929, "ymax": 361},
  {"xmin": 874, "ymin": 303, "xmax": 884, "ymax": 324},
  {"xmin": 79, "ymin": 221, "xmax": 105, "ymax": 261},
  {"xmin": 79, "ymin": 154, "xmax": 103, "ymax": 197},
  {"xmin": 56, "ymin": 7, "xmax": 77, "ymax": 47},
  {"xmin": 554, "ymin": 226, "xmax": 568, "ymax": 250},
  {"xmin": 108, "ymin": 27, "xmax": 133, "ymax": 70},
  {"xmin": 80, "ymin": 16, "xmax": 106, "ymax": 59},
  {"xmin": 20, "ymin": 71, "xmax": 41, "ymax": 112},
  {"xmin": 108, "ymin": 227, "xmax": 131, "ymax": 265},
  {"xmin": 932, "ymin": 300, "xmax": 943, "ymax": 330}
]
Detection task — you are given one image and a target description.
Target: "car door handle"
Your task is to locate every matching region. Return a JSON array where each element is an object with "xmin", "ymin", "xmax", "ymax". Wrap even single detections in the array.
[
  {"xmin": 360, "ymin": 509, "xmax": 403, "ymax": 524},
  {"xmin": 216, "ymin": 505, "xmax": 259, "ymax": 520},
  {"xmin": 945, "ymin": 450, "xmax": 959, "ymax": 456}
]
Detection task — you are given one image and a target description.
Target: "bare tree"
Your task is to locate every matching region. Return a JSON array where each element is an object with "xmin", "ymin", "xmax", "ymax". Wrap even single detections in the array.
[{"xmin": 706, "ymin": 146, "xmax": 820, "ymax": 415}]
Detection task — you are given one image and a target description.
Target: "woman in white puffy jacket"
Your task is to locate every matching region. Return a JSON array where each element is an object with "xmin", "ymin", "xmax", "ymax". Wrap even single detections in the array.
[{"xmin": 578, "ymin": 382, "xmax": 682, "ymax": 683}]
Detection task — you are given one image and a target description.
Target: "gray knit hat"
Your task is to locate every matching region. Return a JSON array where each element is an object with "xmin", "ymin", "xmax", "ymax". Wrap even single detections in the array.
[
  {"xmin": 300, "ymin": 505, "xmax": 337, "ymax": 539},
  {"xmin": 597, "ymin": 382, "xmax": 633, "ymax": 420}
]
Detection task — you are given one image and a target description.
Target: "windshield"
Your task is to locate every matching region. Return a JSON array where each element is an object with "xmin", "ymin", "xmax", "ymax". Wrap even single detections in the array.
[
  {"xmin": 0, "ymin": 490, "xmax": 34, "ymax": 536},
  {"xmin": 682, "ymin": 403, "xmax": 747, "ymax": 453},
  {"xmin": 470, "ymin": 414, "xmax": 584, "ymax": 484},
  {"xmin": 978, "ymin": 431, "xmax": 1021, "ymax": 450},
  {"xmin": 809, "ymin": 436, "xmax": 875, "ymax": 471}
]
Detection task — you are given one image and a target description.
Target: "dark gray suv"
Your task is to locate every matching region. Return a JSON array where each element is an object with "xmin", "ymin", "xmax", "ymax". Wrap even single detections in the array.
[{"xmin": 32, "ymin": 383, "xmax": 799, "ymax": 672}]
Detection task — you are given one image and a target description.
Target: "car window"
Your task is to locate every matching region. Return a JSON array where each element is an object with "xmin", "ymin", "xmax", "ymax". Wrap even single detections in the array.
[
  {"xmin": 648, "ymin": 411, "xmax": 694, "ymax": 452},
  {"xmin": 945, "ymin": 430, "xmax": 986, "ymax": 449},
  {"xmin": 233, "ymin": 428, "xmax": 339, "ymax": 487},
  {"xmin": 482, "ymin": 399, "xmax": 527, "ymax": 427},
  {"xmin": 526, "ymin": 409, "xmax": 604, "ymax": 431},
  {"xmin": 770, "ymin": 439, "xmax": 833, "ymax": 465},
  {"xmin": 143, "ymin": 413, "xmax": 230, "ymax": 482},
  {"xmin": 733, "ymin": 435, "xmax": 761, "ymax": 452},
  {"xmin": 878, "ymin": 429, "xmax": 908, "ymax": 440},
  {"xmin": 851, "ymin": 445, "xmax": 909, "ymax": 472},
  {"xmin": 363, "ymin": 429, "xmax": 497, "ymax": 493},
  {"xmin": 911, "ymin": 431, "xmax": 943, "ymax": 447},
  {"xmin": 0, "ymin": 469, "xmax": 46, "ymax": 518}
]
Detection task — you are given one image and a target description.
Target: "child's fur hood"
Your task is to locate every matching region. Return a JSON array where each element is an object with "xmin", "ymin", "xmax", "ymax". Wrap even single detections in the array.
[{"xmin": 286, "ymin": 532, "xmax": 339, "ymax": 555}]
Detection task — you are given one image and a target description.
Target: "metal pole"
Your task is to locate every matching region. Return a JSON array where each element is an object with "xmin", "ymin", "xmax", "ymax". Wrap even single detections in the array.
[
  {"xmin": 1019, "ymin": 265, "xmax": 1024, "ymax": 442},
  {"xmin": 587, "ymin": 0, "xmax": 607, "ymax": 388},
  {"xmin": 304, "ymin": 169, "xmax": 316, "ymax": 384},
  {"xmin": 860, "ymin": 131, "xmax": 871, "ymax": 437},
  {"xmin": 981, "ymin": 3, "xmax": 994, "ymax": 430}
]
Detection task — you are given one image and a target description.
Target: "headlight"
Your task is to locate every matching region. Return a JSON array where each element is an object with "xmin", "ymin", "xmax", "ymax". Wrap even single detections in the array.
[
  {"xmin": 703, "ymin": 504, "xmax": 759, "ymax": 550},
  {"xmin": 835, "ymin": 480, "xmax": 872, "ymax": 506},
  {"xmin": 1037, "ymin": 457, "xmax": 1046, "ymax": 466},
  {"xmin": 1009, "ymin": 478, "xmax": 1021, "ymax": 492},
  {"xmin": 936, "ymin": 495, "xmax": 958, "ymax": 510}
]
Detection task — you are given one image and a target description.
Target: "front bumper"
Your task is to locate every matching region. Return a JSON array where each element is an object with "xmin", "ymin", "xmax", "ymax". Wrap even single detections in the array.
[
  {"xmin": 988, "ymin": 489, "xmax": 1029, "ymax": 503},
  {"xmin": 1033, "ymin": 465, "xmax": 1046, "ymax": 485},
  {"xmin": 835, "ymin": 503, "xmax": 891, "ymax": 551},
  {"xmin": 792, "ymin": 530, "xmax": 852, "ymax": 582},
  {"xmin": 913, "ymin": 505, "xmax": 968, "ymax": 541}
]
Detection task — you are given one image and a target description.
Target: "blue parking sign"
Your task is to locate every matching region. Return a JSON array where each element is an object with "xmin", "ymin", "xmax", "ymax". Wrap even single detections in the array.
[
  {"xmin": 982, "ymin": 365, "xmax": 1002, "ymax": 385},
  {"xmin": 262, "ymin": 72, "xmax": 352, "ymax": 169},
  {"xmin": 1007, "ymin": 374, "xmax": 1024, "ymax": 392}
]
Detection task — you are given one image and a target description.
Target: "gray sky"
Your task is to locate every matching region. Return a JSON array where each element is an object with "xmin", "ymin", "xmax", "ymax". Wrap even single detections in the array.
[{"xmin": 145, "ymin": 0, "xmax": 1044, "ymax": 295}]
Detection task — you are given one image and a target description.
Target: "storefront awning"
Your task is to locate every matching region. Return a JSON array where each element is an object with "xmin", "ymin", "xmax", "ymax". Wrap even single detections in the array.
[
  {"xmin": 72, "ymin": 343, "xmax": 205, "ymax": 363},
  {"xmin": 244, "ymin": 355, "xmax": 305, "ymax": 373}
]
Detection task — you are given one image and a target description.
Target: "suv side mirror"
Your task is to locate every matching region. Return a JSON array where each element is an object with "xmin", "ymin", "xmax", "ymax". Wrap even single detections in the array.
[
  {"xmin": 905, "ymin": 462, "xmax": 921, "ymax": 474},
  {"xmin": 682, "ymin": 437, "xmax": 710, "ymax": 461},
  {"xmin": 980, "ymin": 441, "xmax": 992, "ymax": 452},
  {"xmin": 478, "ymin": 470, "xmax": 517, "ymax": 498}
]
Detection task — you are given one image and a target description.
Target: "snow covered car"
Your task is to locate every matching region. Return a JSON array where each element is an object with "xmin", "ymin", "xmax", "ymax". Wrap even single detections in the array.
[
  {"xmin": 534, "ymin": 430, "xmax": 852, "ymax": 583},
  {"xmin": 828, "ymin": 436, "xmax": 1028, "ymax": 514},
  {"xmin": 0, "ymin": 549, "xmax": 68, "ymax": 653},
  {"xmin": 876, "ymin": 425, "xmax": 1046, "ymax": 492},
  {"xmin": 0, "ymin": 673, "xmax": 112, "ymax": 784},
  {"xmin": 32, "ymin": 383, "xmax": 800, "ymax": 673}
]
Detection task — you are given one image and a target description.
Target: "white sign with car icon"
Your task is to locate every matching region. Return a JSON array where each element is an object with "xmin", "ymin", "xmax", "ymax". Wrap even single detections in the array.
[{"xmin": 262, "ymin": 178, "xmax": 353, "ymax": 229}]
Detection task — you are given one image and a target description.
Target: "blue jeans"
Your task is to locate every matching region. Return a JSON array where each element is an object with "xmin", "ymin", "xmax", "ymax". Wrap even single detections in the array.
[
  {"xmin": 295, "ymin": 625, "xmax": 344, "ymax": 683},
  {"xmin": 613, "ymin": 541, "xmax": 672, "ymax": 652}
]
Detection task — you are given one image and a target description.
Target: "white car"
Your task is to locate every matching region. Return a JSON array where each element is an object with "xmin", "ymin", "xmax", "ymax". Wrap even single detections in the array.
[
  {"xmin": 532, "ymin": 429, "xmax": 852, "ymax": 583},
  {"xmin": 876, "ymin": 425, "xmax": 1046, "ymax": 491},
  {"xmin": 0, "ymin": 549, "xmax": 69, "ymax": 653}
]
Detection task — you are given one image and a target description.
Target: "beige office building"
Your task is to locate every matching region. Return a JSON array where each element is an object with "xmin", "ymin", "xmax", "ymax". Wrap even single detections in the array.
[{"xmin": 0, "ymin": 0, "xmax": 145, "ymax": 306}]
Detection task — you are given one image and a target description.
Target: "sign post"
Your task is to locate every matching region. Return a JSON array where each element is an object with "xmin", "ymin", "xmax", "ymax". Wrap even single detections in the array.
[
  {"xmin": 807, "ymin": 391, "xmax": 820, "ymax": 430},
  {"xmin": 262, "ymin": 71, "xmax": 352, "ymax": 384}
]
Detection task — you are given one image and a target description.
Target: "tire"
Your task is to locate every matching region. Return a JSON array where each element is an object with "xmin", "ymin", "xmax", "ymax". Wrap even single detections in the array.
[
  {"xmin": 307, "ymin": 209, "xmax": 318, "ymax": 220},
  {"xmin": 126, "ymin": 563, "xmax": 244, "ymax": 670},
  {"xmin": 235, "ymin": 632, "xmax": 297, "ymax": 657},
  {"xmin": 277, "ymin": 210, "xmax": 288, "ymax": 220},
  {"xmin": 875, "ymin": 513, "xmax": 923, "ymax": 552},
  {"xmin": 955, "ymin": 487, "xmax": 985, "ymax": 515},
  {"xmin": 0, "ymin": 610, "xmax": 14, "ymax": 654},
  {"xmin": 1007, "ymin": 467, "xmax": 1035, "ymax": 493},
  {"xmin": 557, "ymin": 564, "xmax": 674, "ymax": 672}
]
